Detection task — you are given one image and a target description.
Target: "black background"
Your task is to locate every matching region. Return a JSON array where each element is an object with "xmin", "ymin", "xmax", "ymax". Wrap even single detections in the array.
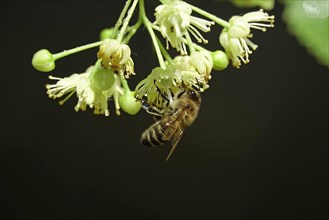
[{"xmin": 1, "ymin": 1, "xmax": 328, "ymax": 220}]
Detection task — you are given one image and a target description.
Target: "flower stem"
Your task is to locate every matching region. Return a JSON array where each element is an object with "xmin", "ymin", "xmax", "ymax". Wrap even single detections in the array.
[
  {"xmin": 155, "ymin": 35, "xmax": 173, "ymax": 64},
  {"xmin": 123, "ymin": 12, "xmax": 143, "ymax": 44},
  {"xmin": 119, "ymin": 72, "xmax": 130, "ymax": 93},
  {"xmin": 151, "ymin": 23, "xmax": 205, "ymax": 54},
  {"xmin": 52, "ymin": 41, "xmax": 103, "ymax": 61},
  {"xmin": 140, "ymin": 0, "xmax": 166, "ymax": 69},
  {"xmin": 182, "ymin": 38, "xmax": 207, "ymax": 52},
  {"xmin": 88, "ymin": 59, "xmax": 102, "ymax": 80},
  {"xmin": 117, "ymin": 0, "xmax": 139, "ymax": 43},
  {"xmin": 187, "ymin": 3, "xmax": 231, "ymax": 29},
  {"xmin": 185, "ymin": 32, "xmax": 196, "ymax": 53},
  {"xmin": 150, "ymin": 24, "xmax": 185, "ymax": 63},
  {"xmin": 112, "ymin": 0, "xmax": 133, "ymax": 39}
]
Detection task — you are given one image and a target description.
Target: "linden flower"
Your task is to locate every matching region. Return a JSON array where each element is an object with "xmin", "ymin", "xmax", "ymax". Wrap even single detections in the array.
[
  {"xmin": 190, "ymin": 51, "xmax": 213, "ymax": 82},
  {"xmin": 174, "ymin": 55, "xmax": 209, "ymax": 92},
  {"xmin": 46, "ymin": 66, "xmax": 124, "ymax": 116},
  {"xmin": 135, "ymin": 59, "xmax": 210, "ymax": 107},
  {"xmin": 74, "ymin": 75, "xmax": 109, "ymax": 116},
  {"xmin": 155, "ymin": 0, "xmax": 214, "ymax": 54},
  {"xmin": 46, "ymin": 66, "xmax": 92, "ymax": 103},
  {"xmin": 97, "ymin": 39, "xmax": 135, "ymax": 78},
  {"xmin": 135, "ymin": 65, "xmax": 182, "ymax": 107},
  {"xmin": 173, "ymin": 50, "xmax": 213, "ymax": 84},
  {"xmin": 219, "ymin": 9, "xmax": 274, "ymax": 68}
]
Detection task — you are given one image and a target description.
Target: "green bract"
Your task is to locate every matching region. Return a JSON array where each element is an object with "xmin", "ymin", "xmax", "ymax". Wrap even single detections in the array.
[{"xmin": 32, "ymin": 49, "xmax": 55, "ymax": 72}]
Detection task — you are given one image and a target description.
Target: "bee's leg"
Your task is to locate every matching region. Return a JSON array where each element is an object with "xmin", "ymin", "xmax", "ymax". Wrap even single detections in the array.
[
  {"xmin": 146, "ymin": 107, "xmax": 163, "ymax": 119},
  {"xmin": 135, "ymin": 93, "xmax": 163, "ymax": 118},
  {"xmin": 141, "ymin": 99, "xmax": 150, "ymax": 111},
  {"xmin": 136, "ymin": 95, "xmax": 151, "ymax": 112},
  {"xmin": 142, "ymin": 100, "xmax": 163, "ymax": 117},
  {"xmin": 147, "ymin": 108, "xmax": 163, "ymax": 118}
]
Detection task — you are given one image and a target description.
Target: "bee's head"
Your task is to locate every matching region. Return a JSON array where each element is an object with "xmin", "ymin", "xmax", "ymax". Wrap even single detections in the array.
[{"xmin": 187, "ymin": 89, "xmax": 201, "ymax": 103}]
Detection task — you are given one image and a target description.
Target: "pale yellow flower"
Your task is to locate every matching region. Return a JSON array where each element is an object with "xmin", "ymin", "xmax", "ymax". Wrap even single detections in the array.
[
  {"xmin": 220, "ymin": 9, "xmax": 274, "ymax": 68},
  {"xmin": 155, "ymin": 0, "xmax": 214, "ymax": 54}
]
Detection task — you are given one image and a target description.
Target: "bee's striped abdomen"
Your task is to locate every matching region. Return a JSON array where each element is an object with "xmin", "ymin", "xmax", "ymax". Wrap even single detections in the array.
[{"xmin": 141, "ymin": 121, "xmax": 168, "ymax": 147}]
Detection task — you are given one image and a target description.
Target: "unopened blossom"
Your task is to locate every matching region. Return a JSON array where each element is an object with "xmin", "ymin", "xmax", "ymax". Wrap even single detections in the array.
[
  {"xmin": 219, "ymin": 9, "xmax": 274, "ymax": 68},
  {"xmin": 155, "ymin": 0, "xmax": 214, "ymax": 54}
]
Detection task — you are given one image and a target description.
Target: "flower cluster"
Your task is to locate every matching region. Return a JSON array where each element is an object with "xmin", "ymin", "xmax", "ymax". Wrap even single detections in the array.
[
  {"xmin": 32, "ymin": 0, "xmax": 275, "ymax": 160},
  {"xmin": 32, "ymin": 1, "xmax": 275, "ymax": 117},
  {"xmin": 32, "ymin": 1, "xmax": 275, "ymax": 116},
  {"xmin": 135, "ymin": 50, "xmax": 213, "ymax": 107}
]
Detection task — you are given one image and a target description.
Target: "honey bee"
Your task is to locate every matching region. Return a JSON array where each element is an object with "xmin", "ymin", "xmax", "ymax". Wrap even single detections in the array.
[{"xmin": 140, "ymin": 89, "xmax": 201, "ymax": 161}]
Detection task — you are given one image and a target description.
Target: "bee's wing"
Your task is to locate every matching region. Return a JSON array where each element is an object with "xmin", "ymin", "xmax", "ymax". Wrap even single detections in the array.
[{"xmin": 165, "ymin": 130, "xmax": 184, "ymax": 161}]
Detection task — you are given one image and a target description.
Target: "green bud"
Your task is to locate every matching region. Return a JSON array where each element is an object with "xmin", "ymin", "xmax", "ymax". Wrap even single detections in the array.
[
  {"xmin": 212, "ymin": 50, "xmax": 229, "ymax": 71},
  {"xmin": 100, "ymin": 28, "xmax": 115, "ymax": 40},
  {"xmin": 92, "ymin": 67, "xmax": 115, "ymax": 91},
  {"xmin": 119, "ymin": 91, "xmax": 142, "ymax": 115},
  {"xmin": 32, "ymin": 49, "xmax": 55, "ymax": 72}
]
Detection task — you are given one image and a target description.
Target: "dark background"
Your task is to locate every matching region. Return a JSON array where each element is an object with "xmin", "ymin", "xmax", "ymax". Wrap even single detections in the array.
[{"xmin": 1, "ymin": 1, "xmax": 328, "ymax": 219}]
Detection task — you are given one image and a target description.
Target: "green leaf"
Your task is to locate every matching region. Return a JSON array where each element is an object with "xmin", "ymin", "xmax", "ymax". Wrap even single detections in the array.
[
  {"xmin": 282, "ymin": 0, "xmax": 329, "ymax": 68},
  {"xmin": 231, "ymin": 0, "xmax": 275, "ymax": 10}
]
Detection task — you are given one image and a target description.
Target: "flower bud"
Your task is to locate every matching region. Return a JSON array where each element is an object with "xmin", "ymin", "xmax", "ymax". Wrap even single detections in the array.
[
  {"xmin": 32, "ymin": 49, "xmax": 55, "ymax": 72},
  {"xmin": 212, "ymin": 50, "xmax": 229, "ymax": 71},
  {"xmin": 119, "ymin": 91, "xmax": 141, "ymax": 115},
  {"xmin": 100, "ymin": 28, "xmax": 115, "ymax": 40}
]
